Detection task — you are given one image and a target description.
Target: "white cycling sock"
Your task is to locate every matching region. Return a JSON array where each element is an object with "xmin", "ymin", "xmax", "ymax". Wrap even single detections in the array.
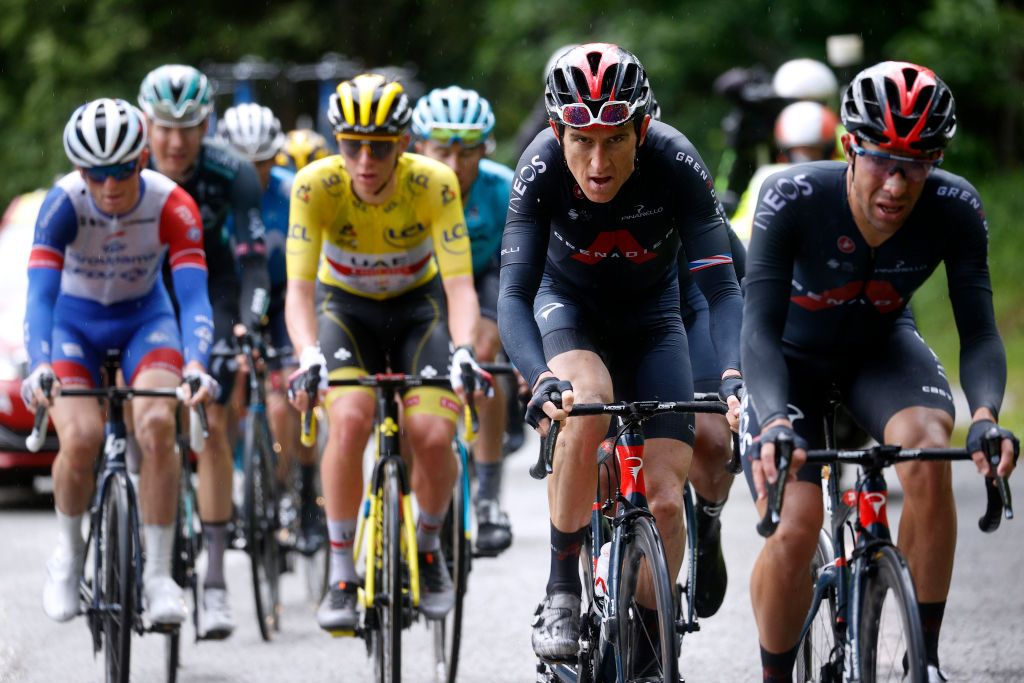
[
  {"xmin": 416, "ymin": 509, "xmax": 445, "ymax": 552},
  {"xmin": 143, "ymin": 524, "xmax": 175, "ymax": 584},
  {"xmin": 327, "ymin": 518, "xmax": 358, "ymax": 585},
  {"xmin": 55, "ymin": 509, "xmax": 85, "ymax": 557}
]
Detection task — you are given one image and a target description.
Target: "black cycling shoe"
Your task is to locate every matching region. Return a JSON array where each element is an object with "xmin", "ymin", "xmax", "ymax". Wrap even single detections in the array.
[
  {"xmin": 474, "ymin": 498, "xmax": 513, "ymax": 556},
  {"xmin": 296, "ymin": 493, "xmax": 327, "ymax": 556},
  {"xmin": 693, "ymin": 501, "xmax": 727, "ymax": 619}
]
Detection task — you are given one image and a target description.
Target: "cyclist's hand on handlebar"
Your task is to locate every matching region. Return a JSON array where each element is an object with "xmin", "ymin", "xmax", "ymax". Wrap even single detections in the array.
[
  {"xmin": 525, "ymin": 375, "xmax": 573, "ymax": 436},
  {"xmin": 21, "ymin": 364, "xmax": 59, "ymax": 411},
  {"xmin": 750, "ymin": 421, "xmax": 807, "ymax": 500},
  {"xmin": 182, "ymin": 364, "xmax": 220, "ymax": 406},
  {"xmin": 449, "ymin": 345, "xmax": 493, "ymax": 401},
  {"xmin": 718, "ymin": 372, "xmax": 744, "ymax": 433},
  {"xmin": 967, "ymin": 419, "xmax": 1019, "ymax": 478}
]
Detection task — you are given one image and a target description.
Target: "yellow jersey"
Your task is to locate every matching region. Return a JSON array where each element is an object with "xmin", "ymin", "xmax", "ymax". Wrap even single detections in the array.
[{"xmin": 286, "ymin": 153, "xmax": 472, "ymax": 299}]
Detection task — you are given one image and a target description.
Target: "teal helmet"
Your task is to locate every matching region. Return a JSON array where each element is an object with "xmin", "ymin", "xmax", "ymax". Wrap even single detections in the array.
[
  {"xmin": 138, "ymin": 64, "xmax": 213, "ymax": 127},
  {"xmin": 411, "ymin": 86, "xmax": 495, "ymax": 148}
]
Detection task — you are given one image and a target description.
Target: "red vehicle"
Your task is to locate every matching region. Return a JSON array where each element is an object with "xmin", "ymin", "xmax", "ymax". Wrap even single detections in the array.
[{"xmin": 0, "ymin": 190, "xmax": 58, "ymax": 486}]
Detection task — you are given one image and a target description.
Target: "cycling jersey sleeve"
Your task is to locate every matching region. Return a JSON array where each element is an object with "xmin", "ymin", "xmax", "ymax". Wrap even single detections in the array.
[
  {"xmin": 160, "ymin": 187, "xmax": 214, "ymax": 367},
  {"xmin": 429, "ymin": 167, "xmax": 474, "ymax": 281},
  {"xmin": 286, "ymin": 165, "xmax": 327, "ymax": 282},
  {"xmin": 25, "ymin": 186, "xmax": 76, "ymax": 369},
  {"xmin": 727, "ymin": 223, "xmax": 747, "ymax": 283},
  {"xmin": 497, "ymin": 139, "xmax": 555, "ymax": 389},
  {"xmin": 230, "ymin": 159, "xmax": 271, "ymax": 330},
  {"xmin": 942, "ymin": 187, "xmax": 1006, "ymax": 417},
  {"xmin": 740, "ymin": 177, "xmax": 798, "ymax": 426}
]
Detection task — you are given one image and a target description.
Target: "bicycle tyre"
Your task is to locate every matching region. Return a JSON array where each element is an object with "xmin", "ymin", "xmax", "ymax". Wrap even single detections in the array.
[
  {"xmin": 372, "ymin": 460, "xmax": 403, "ymax": 683},
  {"xmin": 858, "ymin": 545, "xmax": 927, "ymax": 683},
  {"xmin": 101, "ymin": 474, "xmax": 134, "ymax": 683},
  {"xmin": 795, "ymin": 529, "xmax": 840, "ymax": 683},
  {"xmin": 244, "ymin": 413, "xmax": 281, "ymax": 640},
  {"xmin": 433, "ymin": 450, "xmax": 470, "ymax": 682},
  {"xmin": 679, "ymin": 481, "xmax": 698, "ymax": 631},
  {"xmin": 617, "ymin": 515, "xmax": 678, "ymax": 683},
  {"xmin": 576, "ymin": 526, "xmax": 603, "ymax": 683},
  {"xmin": 166, "ymin": 449, "xmax": 201, "ymax": 682}
]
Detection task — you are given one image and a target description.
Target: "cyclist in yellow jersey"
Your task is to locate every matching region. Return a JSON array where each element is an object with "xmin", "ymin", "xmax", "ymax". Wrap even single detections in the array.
[{"xmin": 285, "ymin": 73, "xmax": 490, "ymax": 632}]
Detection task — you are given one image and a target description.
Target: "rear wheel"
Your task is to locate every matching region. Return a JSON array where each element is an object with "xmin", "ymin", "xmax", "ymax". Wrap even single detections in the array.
[
  {"xmin": 372, "ymin": 461, "xmax": 403, "ymax": 683},
  {"xmin": 244, "ymin": 414, "xmax": 281, "ymax": 640},
  {"xmin": 101, "ymin": 474, "xmax": 134, "ymax": 683},
  {"xmin": 617, "ymin": 516, "xmax": 678, "ymax": 683},
  {"xmin": 433, "ymin": 449, "xmax": 470, "ymax": 682},
  {"xmin": 858, "ymin": 545, "xmax": 927, "ymax": 683},
  {"xmin": 795, "ymin": 529, "xmax": 840, "ymax": 683}
]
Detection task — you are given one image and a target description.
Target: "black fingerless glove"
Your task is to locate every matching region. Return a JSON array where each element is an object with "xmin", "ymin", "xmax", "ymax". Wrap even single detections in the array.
[{"xmin": 525, "ymin": 377, "xmax": 573, "ymax": 429}]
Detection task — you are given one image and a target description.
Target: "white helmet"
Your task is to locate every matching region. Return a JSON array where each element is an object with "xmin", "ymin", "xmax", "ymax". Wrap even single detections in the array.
[
  {"xmin": 772, "ymin": 58, "xmax": 838, "ymax": 102},
  {"xmin": 63, "ymin": 98, "xmax": 148, "ymax": 168},
  {"xmin": 217, "ymin": 103, "xmax": 285, "ymax": 162},
  {"xmin": 774, "ymin": 101, "xmax": 839, "ymax": 157}
]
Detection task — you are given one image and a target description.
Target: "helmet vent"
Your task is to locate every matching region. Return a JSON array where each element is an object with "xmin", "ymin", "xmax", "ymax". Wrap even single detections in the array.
[{"xmin": 586, "ymin": 51, "xmax": 603, "ymax": 76}]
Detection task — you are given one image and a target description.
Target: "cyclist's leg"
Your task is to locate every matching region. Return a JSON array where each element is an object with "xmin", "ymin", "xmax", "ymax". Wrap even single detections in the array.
[{"xmin": 844, "ymin": 316, "xmax": 956, "ymax": 672}]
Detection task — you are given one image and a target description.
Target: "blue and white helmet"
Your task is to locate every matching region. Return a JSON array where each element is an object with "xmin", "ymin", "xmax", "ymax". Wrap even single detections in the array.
[
  {"xmin": 217, "ymin": 103, "xmax": 285, "ymax": 162},
  {"xmin": 411, "ymin": 86, "xmax": 495, "ymax": 148},
  {"xmin": 138, "ymin": 64, "xmax": 214, "ymax": 127},
  {"xmin": 63, "ymin": 98, "xmax": 148, "ymax": 168}
]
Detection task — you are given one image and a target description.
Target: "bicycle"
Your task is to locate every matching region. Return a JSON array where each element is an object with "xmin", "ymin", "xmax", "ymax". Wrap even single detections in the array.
[
  {"xmin": 211, "ymin": 330, "xmax": 282, "ymax": 640},
  {"xmin": 757, "ymin": 402, "xmax": 1013, "ymax": 683},
  {"xmin": 27, "ymin": 350, "xmax": 207, "ymax": 683},
  {"xmin": 530, "ymin": 398, "xmax": 728, "ymax": 683}
]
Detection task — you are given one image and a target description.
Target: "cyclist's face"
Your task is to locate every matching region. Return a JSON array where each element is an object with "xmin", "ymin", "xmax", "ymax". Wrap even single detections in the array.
[
  {"xmin": 415, "ymin": 140, "xmax": 485, "ymax": 198},
  {"xmin": 80, "ymin": 148, "xmax": 148, "ymax": 215},
  {"xmin": 340, "ymin": 133, "xmax": 409, "ymax": 203},
  {"xmin": 148, "ymin": 119, "xmax": 207, "ymax": 183},
  {"xmin": 560, "ymin": 123, "xmax": 643, "ymax": 203},
  {"xmin": 844, "ymin": 137, "xmax": 933, "ymax": 245}
]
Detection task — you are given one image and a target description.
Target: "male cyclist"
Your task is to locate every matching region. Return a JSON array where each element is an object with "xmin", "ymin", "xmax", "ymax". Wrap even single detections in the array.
[
  {"xmin": 275, "ymin": 128, "xmax": 331, "ymax": 172},
  {"xmin": 139, "ymin": 64, "xmax": 271, "ymax": 638},
  {"xmin": 23, "ymin": 98, "xmax": 217, "ymax": 626},
  {"xmin": 411, "ymin": 86, "xmax": 516, "ymax": 556},
  {"xmin": 285, "ymin": 73, "xmax": 490, "ymax": 631},
  {"xmin": 216, "ymin": 103, "xmax": 324, "ymax": 554},
  {"xmin": 498, "ymin": 43, "xmax": 744, "ymax": 662},
  {"xmin": 741, "ymin": 62, "xmax": 1018, "ymax": 682}
]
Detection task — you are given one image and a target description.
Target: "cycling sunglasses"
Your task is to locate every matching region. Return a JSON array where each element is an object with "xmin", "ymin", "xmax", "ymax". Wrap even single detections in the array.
[
  {"xmin": 83, "ymin": 159, "xmax": 140, "ymax": 183},
  {"xmin": 425, "ymin": 125, "xmax": 487, "ymax": 148},
  {"xmin": 558, "ymin": 100, "xmax": 639, "ymax": 128},
  {"xmin": 337, "ymin": 136, "xmax": 400, "ymax": 160},
  {"xmin": 849, "ymin": 140, "xmax": 943, "ymax": 183}
]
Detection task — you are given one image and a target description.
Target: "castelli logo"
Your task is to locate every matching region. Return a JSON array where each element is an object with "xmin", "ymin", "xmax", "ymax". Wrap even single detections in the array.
[{"xmin": 837, "ymin": 235, "xmax": 855, "ymax": 254}]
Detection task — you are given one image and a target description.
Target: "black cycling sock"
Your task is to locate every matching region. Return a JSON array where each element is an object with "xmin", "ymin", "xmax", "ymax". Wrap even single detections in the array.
[
  {"xmin": 202, "ymin": 522, "xmax": 229, "ymax": 590},
  {"xmin": 918, "ymin": 600, "xmax": 945, "ymax": 666},
  {"xmin": 695, "ymin": 494, "xmax": 726, "ymax": 538},
  {"xmin": 299, "ymin": 464, "xmax": 317, "ymax": 507},
  {"xmin": 475, "ymin": 461, "xmax": 502, "ymax": 502},
  {"xmin": 546, "ymin": 523, "xmax": 585, "ymax": 596},
  {"xmin": 760, "ymin": 642, "xmax": 799, "ymax": 683}
]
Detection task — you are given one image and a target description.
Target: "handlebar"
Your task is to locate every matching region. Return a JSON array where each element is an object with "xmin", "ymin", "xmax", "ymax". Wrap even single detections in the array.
[
  {"xmin": 460, "ymin": 362, "xmax": 515, "ymax": 441},
  {"xmin": 26, "ymin": 374, "xmax": 54, "ymax": 453}
]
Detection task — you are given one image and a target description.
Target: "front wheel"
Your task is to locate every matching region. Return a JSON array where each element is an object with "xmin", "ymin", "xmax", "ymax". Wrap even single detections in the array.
[
  {"xmin": 100, "ymin": 474, "xmax": 135, "ymax": 683},
  {"xmin": 244, "ymin": 414, "xmax": 281, "ymax": 640},
  {"xmin": 858, "ymin": 545, "xmax": 927, "ymax": 683},
  {"xmin": 795, "ymin": 529, "xmax": 840, "ymax": 683},
  {"xmin": 433, "ymin": 449, "xmax": 470, "ymax": 682},
  {"xmin": 372, "ymin": 460, "xmax": 403, "ymax": 683},
  {"xmin": 617, "ymin": 516, "xmax": 678, "ymax": 683}
]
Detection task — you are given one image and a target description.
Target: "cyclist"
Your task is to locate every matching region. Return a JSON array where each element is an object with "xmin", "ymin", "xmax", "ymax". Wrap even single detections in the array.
[
  {"xmin": 216, "ymin": 103, "xmax": 325, "ymax": 554},
  {"xmin": 740, "ymin": 61, "xmax": 1018, "ymax": 682},
  {"xmin": 139, "ymin": 64, "xmax": 271, "ymax": 639},
  {"xmin": 498, "ymin": 43, "xmax": 744, "ymax": 662},
  {"xmin": 23, "ymin": 98, "xmax": 217, "ymax": 626},
  {"xmin": 411, "ymin": 86, "xmax": 515, "ymax": 556},
  {"xmin": 285, "ymin": 73, "xmax": 490, "ymax": 631},
  {"xmin": 275, "ymin": 128, "xmax": 331, "ymax": 172}
]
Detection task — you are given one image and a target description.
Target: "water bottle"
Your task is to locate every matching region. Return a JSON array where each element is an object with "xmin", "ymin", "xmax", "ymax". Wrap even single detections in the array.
[{"xmin": 594, "ymin": 542, "xmax": 612, "ymax": 599}]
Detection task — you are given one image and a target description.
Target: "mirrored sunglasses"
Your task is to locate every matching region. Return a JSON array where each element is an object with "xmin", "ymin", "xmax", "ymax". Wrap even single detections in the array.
[
  {"xmin": 83, "ymin": 159, "xmax": 140, "ymax": 183},
  {"xmin": 558, "ymin": 100, "xmax": 637, "ymax": 128},
  {"xmin": 337, "ymin": 136, "xmax": 400, "ymax": 160}
]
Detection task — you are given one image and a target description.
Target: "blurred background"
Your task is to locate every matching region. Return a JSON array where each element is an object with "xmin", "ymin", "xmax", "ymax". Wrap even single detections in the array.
[{"xmin": 0, "ymin": 0, "xmax": 1021, "ymax": 431}]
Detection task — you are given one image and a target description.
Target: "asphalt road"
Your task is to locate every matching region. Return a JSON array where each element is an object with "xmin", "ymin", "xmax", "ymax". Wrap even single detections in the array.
[{"xmin": 1, "ymin": 432, "xmax": 1022, "ymax": 682}]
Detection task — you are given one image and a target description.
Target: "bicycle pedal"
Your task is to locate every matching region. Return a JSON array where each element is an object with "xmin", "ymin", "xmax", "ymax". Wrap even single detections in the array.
[
  {"xmin": 327, "ymin": 628, "xmax": 356, "ymax": 638},
  {"xmin": 675, "ymin": 618, "xmax": 700, "ymax": 634},
  {"xmin": 147, "ymin": 621, "xmax": 180, "ymax": 635}
]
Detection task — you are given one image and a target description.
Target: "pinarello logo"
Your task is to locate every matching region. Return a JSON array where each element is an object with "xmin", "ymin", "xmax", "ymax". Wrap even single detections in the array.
[{"xmin": 837, "ymin": 235, "xmax": 855, "ymax": 254}]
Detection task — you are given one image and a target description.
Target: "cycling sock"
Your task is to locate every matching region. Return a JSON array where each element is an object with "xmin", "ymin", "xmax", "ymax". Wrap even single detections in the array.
[
  {"xmin": 202, "ymin": 522, "xmax": 228, "ymax": 590},
  {"xmin": 695, "ymin": 494, "xmax": 726, "ymax": 538},
  {"xmin": 143, "ymin": 524, "xmax": 175, "ymax": 583},
  {"xmin": 546, "ymin": 523, "xmax": 585, "ymax": 596},
  {"xmin": 327, "ymin": 518, "xmax": 358, "ymax": 585},
  {"xmin": 475, "ymin": 461, "xmax": 503, "ymax": 502},
  {"xmin": 299, "ymin": 464, "xmax": 317, "ymax": 507},
  {"xmin": 760, "ymin": 642, "xmax": 799, "ymax": 683},
  {"xmin": 55, "ymin": 509, "xmax": 85, "ymax": 556},
  {"xmin": 918, "ymin": 600, "xmax": 946, "ymax": 666},
  {"xmin": 416, "ymin": 509, "xmax": 445, "ymax": 552}
]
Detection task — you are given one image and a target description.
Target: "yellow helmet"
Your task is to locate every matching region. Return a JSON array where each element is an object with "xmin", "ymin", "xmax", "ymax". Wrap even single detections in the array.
[
  {"xmin": 327, "ymin": 73, "xmax": 412, "ymax": 137},
  {"xmin": 275, "ymin": 129, "xmax": 330, "ymax": 170}
]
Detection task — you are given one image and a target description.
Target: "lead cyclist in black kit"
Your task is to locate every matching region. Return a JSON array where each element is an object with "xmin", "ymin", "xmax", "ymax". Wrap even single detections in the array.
[
  {"xmin": 740, "ymin": 61, "xmax": 1019, "ymax": 682},
  {"xmin": 497, "ymin": 43, "xmax": 745, "ymax": 664}
]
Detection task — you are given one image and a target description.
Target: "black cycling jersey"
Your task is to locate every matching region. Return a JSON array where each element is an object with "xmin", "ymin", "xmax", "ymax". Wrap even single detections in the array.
[
  {"xmin": 498, "ymin": 120, "xmax": 743, "ymax": 389},
  {"xmin": 741, "ymin": 161, "xmax": 1006, "ymax": 426},
  {"xmin": 158, "ymin": 138, "xmax": 270, "ymax": 333}
]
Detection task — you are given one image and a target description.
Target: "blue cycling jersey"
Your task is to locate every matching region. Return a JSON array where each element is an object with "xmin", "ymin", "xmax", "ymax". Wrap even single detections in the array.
[
  {"xmin": 464, "ymin": 158, "xmax": 513, "ymax": 273},
  {"xmin": 261, "ymin": 165, "xmax": 294, "ymax": 294}
]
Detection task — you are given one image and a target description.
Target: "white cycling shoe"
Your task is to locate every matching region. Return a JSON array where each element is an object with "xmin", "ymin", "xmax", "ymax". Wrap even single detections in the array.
[
  {"xmin": 145, "ymin": 576, "xmax": 186, "ymax": 626},
  {"xmin": 42, "ymin": 546, "xmax": 83, "ymax": 622},
  {"xmin": 200, "ymin": 587, "xmax": 235, "ymax": 639}
]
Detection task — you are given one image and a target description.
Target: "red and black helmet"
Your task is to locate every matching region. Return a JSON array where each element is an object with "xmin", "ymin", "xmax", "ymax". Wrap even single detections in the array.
[
  {"xmin": 841, "ymin": 61, "xmax": 956, "ymax": 153},
  {"xmin": 544, "ymin": 43, "xmax": 651, "ymax": 133}
]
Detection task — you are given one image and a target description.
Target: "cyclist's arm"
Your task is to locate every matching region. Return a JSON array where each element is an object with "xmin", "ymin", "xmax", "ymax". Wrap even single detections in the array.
[
  {"xmin": 25, "ymin": 185, "xmax": 76, "ymax": 369},
  {"xmin": 284, "ymin": 165, "xmax": 326, "ymax": 353},
  {"xmin": 161, "ymin": 187, "xmax": 215, "ymax": 368},
  {"xmin": 230, "ymin": 158, "xmax": 271, "ymax": 330},
  {"xmin": 430, "ymin": 165, "xmax": 479, "ymax": 347}
]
